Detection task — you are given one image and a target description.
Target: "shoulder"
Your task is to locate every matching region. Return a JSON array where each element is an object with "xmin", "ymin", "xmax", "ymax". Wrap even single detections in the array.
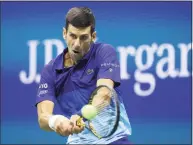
[
  {"xmin": 94, "ymin": 42, "xmax": 115, "ymax": 52},
  {"xmin": 41, "ymin": 52, "xmax": 63, "ymax": 75},
  {"xmin": 43, "ymin": 59, "xmax": 54, "ymax": 72},
  {"xmin": 40, "ymin": 59, "xmax": 55, "ymax": 78},
  {"xmin": 94, "ymin": 42, "xmax": 117, "ymax": 57}
]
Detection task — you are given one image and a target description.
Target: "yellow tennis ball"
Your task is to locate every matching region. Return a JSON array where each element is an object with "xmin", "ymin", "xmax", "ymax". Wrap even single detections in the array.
[{"xmin": 81, "ymin": 105, "xmax": 97, "ymax": 120}]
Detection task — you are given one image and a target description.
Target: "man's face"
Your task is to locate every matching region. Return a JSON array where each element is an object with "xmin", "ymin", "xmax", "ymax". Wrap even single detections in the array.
[{"xmin": 63, "ymin": 24, "xmax": 96, "ymax": 64}]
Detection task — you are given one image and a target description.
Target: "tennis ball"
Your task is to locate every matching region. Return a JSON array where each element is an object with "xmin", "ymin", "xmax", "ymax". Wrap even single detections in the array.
[{"xmin": 81, "ymin": 104, "xmax": 97, "ymax": 120}]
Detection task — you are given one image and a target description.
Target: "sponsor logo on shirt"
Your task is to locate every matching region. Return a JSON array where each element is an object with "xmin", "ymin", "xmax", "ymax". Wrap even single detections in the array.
[
  {"xmin": 109, "ymin": 68, "xmax": 113, "ymax": 72},
  {"xmin": 38, "ymin": 90, "xmax": 48, "ymax": 97},
  {"xmin": 39, "ymin": 83, "xmax": 48, "ymax": 89},
  {"xmin": 101, "ymin": 63, "xmax": 120, "ymax": 67},
  {"xmin": 86, "ymin": 69, "xmax": 94, "ymax": 75}
]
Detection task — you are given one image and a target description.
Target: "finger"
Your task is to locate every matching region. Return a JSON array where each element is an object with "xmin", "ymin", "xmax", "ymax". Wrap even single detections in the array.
[
  {"xmin": 70, "ymin": 115, "xmax": 85, "ymax": 134},
  {"xmin": 80, "ymin": 119, "xmax": 85, "ymax": 130},
  {"xmin": 72, "ymin": 126, "xmax": 81, "ymax": 134},
  {"xmin": 60, "ymin": 128, "xmax": 72, "ymax": 136},
  {"xmin": 56, "ymin": 123, "xmax": 71, "ymax": 136},
  {"xmin": 79, "ymin": 125, "xmax": 84, "ymax": 131},
  {"xmin": 73, "ymin": 121, "xmax": 85, "ymax": 134},
  {"xmin": 56, "ymin": 127, "xmax": 66, "ymax": 136},
  {"xmin": 71, "ymin": 118, "xmax": 82, "ymax": 133},
  {"xmin": 59, "ymin": 122, "xmax": 71, "ymax": 136},
  {"xmin": 68, "ymin": 121, "xmax": 74, "ymax": 135}
]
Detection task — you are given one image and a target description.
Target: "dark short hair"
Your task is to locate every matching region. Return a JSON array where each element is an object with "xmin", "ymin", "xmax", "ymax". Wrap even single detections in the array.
[{"xmin": 65, "ymin": 7, "xmax": 95, "ymax": 34}]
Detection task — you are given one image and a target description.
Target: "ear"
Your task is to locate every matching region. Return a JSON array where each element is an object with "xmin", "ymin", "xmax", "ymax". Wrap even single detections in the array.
[
  {"xmin": 63, "ymin": 27, "xmax": 67, "ymax": 40},
  {"xmin": 91, "ymin": 31, "xmax": 97, "ymax": 42}
]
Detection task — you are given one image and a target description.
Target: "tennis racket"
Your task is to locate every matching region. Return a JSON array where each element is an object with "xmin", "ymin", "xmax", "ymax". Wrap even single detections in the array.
[{"xmin": 76, "ymin": 85, "xmax": 120, "ymax": 139}]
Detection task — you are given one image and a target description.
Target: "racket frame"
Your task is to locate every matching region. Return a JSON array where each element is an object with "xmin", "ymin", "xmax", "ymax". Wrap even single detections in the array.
[{"xmin": 76, "ymin": 85, "xmax": 120, "ymax": 139}]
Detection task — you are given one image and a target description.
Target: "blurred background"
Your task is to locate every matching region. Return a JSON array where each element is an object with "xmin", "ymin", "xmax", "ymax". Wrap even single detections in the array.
[{"xmin": 1, "ymin": 1, "xmax": 192, "ymax": 144}]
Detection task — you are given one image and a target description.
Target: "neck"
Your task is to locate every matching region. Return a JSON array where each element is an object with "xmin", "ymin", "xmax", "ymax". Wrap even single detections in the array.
[{"xmin": 64, "ymin": 52, "xmax": 75, "ymax": 67}]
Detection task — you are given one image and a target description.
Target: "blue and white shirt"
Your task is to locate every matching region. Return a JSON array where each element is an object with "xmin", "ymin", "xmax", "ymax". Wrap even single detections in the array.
[{"xmin": 36, "ymin": 42, "xmax": 132, "ymax": 144}]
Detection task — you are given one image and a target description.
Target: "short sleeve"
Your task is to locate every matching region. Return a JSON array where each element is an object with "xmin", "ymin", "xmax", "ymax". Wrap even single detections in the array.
[
  {"xmin": 97, "ymin": 44, "xmax": 121, "ymax": 87},
  {"xmin": 35, "ymin": 62, "xmax": 56, "ymax": 106}
]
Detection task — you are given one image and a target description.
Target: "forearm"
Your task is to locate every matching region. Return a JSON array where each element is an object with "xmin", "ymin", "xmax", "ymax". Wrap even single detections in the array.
[
  {"xmin": 91, "ymin": 87, "xmax": 111, "ymax": 112},
  {"xmin": 37, "ymin": 100, "xmax": 55, "ymax": 131},
  {"xmin": 38, "ymin": 113, "xmax": 53, "ymax": 131},
  {"xmin": 92, "ymin": 79, "xmax": 114, "ymax": 110}
]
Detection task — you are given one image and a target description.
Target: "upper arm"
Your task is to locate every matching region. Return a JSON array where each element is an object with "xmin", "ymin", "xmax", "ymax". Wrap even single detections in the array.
[
  {"xmin": 97, "ymin": 44, "xmax": 121, "ymax": 87},
  {"xmin": 36, "ymin": 63, "xmax": 56, "ymax": 106}
]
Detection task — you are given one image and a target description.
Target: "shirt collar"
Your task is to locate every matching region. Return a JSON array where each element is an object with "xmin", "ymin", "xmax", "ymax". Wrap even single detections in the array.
[{"xmin": 53, "ymin": 42, "xmax": 94, "ymax": 71}]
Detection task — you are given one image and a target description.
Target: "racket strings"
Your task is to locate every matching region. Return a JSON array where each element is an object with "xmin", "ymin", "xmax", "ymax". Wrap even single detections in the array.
[{"xmin": 91, "ymin": 111, "xmax": 117, "ymax": 136}]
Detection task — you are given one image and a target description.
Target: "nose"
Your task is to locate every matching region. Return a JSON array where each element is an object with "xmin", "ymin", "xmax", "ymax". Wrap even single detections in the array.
[{"xmin": 74, "ymin": 38, "xmax": 81, "ymax": 48}]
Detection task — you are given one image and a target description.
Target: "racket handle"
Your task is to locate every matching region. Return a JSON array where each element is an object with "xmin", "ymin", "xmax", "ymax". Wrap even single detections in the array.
[{"xmin": 76, "ymin": 117, "xmax": 85, "ymax": 127}]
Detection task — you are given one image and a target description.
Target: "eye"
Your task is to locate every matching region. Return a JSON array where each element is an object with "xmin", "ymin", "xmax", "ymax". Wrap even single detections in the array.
[
  {"xmin": 70, "ymin": 34, "xmax": 76, "ymax": 39},
  {"xmin": 80, "ymin": 35, "xmax": 88, "ymax": 41}
]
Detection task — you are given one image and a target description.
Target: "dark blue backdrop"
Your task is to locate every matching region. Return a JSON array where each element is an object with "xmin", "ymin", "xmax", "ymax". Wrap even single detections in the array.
[{"xmin": 1, "ymin": 1, "xmax": 192, "ymax": 144}]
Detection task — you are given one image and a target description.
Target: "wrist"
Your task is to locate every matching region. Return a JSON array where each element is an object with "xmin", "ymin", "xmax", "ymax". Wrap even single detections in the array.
[{"xmin": 48, "ymin": 114, "xmax": 64, "ymax": 131}]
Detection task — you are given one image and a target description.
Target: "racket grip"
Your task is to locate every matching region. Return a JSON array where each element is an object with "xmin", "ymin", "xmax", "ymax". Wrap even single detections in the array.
[{"xmin": 76, "ymin": 117, "xmax": 85, "ymax": 127}]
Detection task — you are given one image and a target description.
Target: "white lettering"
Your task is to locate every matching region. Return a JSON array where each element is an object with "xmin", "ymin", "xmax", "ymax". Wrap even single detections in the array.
[
  {"xmin": 178, "ymin": 43, "xmax": 192, "ymax": 77},
  {"xmin": 19, "ymin": 40, "xmax": 39, "ymax": 84},
  {"xmin": 39, "ymin": 83, "xmax": 48, "ymax": 89},
  {"xmin": 43, "ymin": 39, "xmax": 64, "ymax": 65},
  {"xmin": 117, "ymin": 46, "xmax": 135, "ymax": 80},
  {"xmin": 156, "ymin": 43, "xmax": 178, "ymax": 79},
  {"xmin": 19, "ymin": 39, "xmax": 191, "ymax": 98},
  {"xmin": 134, "ymin": 44, "xmax": 156, "ymax": 96},
  {"xmin": 19, "ymin": 39, "xmax": 65, "ymax": 84},
  {"xmin": 38, "ymin": 90, "xmax": 48, "ymax": 97},
  {"xmin": 134, "ymin": 70, "xmax": 156, "ymax": 97}
]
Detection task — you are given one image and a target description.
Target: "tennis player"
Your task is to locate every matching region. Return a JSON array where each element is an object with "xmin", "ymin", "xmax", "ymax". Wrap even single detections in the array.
[{"xmin": 36, "ymin": 7, "xmax": 132, "ymax": 144}]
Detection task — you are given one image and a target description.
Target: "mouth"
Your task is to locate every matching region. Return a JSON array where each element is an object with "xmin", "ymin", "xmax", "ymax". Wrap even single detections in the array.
[{"xmin": 72, "ymin": 50, "xmax": 80, "ymax": 54}]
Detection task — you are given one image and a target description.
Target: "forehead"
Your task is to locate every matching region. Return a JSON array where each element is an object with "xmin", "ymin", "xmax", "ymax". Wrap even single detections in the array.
[{"xmin": 67, "ymin": 24, "xmax": 91, "ymax": 35}]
